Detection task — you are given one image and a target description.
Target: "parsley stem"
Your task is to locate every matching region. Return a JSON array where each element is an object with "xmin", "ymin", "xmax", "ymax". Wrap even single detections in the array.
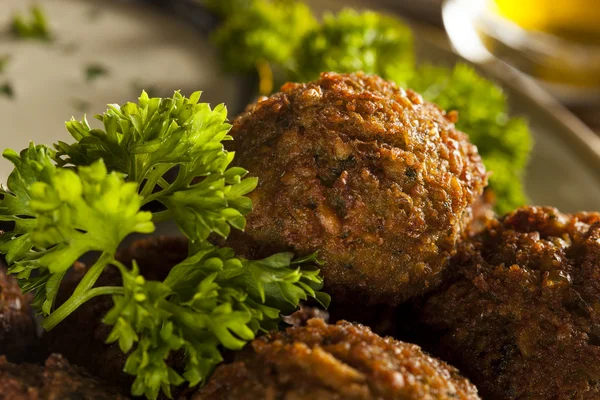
[
  {"xmin": 140, "ymin": 165, "xmax": 171, "ymax": 198},
  {"xmin": 43, "ymin": 285, "xmax": 124, "ymax": 330},
  {"xmin": 42, "ymin": 252, "xmax": 120, "ymax": 330},
  {"xmin": 256, "ymin": 59, "xmax": 273, "ymax": 95},
  {"xmin": 151, "ymin": 210, "xmax": 172, "ymax": 223},
  {"xmin": 142, "ymin": 190, "xmax": 171, "ymax": 206}
]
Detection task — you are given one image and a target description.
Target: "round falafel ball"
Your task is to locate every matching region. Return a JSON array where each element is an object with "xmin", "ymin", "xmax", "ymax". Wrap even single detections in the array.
[
  {"xmin": 0, "ymin": 265, "xmax": 38, "ymax": 363},
  {"xmin": 192, "ymin": 318, "xmax": 480, "ymax": 400},
  {"xmin": 416, "ymin": 206, "xmax": 600, "ymax": 399},
  {"xmin": 0, "ymin": 354, "xmax": 129, "ymax": 400},
  {"xmin": 224, "ymin": 72, "xmax": 487, "ymax": 305}
]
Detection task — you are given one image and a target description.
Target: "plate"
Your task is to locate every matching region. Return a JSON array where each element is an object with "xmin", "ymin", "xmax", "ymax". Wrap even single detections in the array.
[{"xmin": 2, "ymin": 0, "xmax": 600, "ymax": 213}]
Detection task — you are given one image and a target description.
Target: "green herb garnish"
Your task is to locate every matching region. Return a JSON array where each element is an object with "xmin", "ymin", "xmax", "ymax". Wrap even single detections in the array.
[
  {"xmin": 11, "ymin": 5, "xmax": 51, "ymax": 41},
  {"xmin": 211, "ymin": 0, "xmax": 316, "ymax": 93},
  {"xmin": 85, "ymin": 64, "xmax": 109, "ymax": 82},
  {"xmin": 292, "ymin": 9, "xmax": 414, "ymax": 85},
  {"xmin": 0, "ymin": 91, "xmax": 328, "ymax": 399}
]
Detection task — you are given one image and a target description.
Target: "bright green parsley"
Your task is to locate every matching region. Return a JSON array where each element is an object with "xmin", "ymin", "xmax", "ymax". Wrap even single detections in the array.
[
  {"xmin": 292, "ymin": 9, "xmax": 415, "ymax": 85},
  {"xmin": 0, "ymin": 91, "xmax": 328, "ymax": 400},
  {"xmin": 11, "ymin": 5, "xmax": 52, "ymax": 40},
  {"xmin": 211, "ymin": 0, "xmax": 316, "ymax": 74}
]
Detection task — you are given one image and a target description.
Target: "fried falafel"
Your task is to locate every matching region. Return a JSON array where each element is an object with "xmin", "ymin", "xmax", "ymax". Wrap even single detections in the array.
[
  {"xmin": 224, "ymin": 72, "xmax": 488, "ymax": 305},
  {"xmin": 416, "ymin": 206, "xmax": 600, "ymax": 399},
  {"xmin": 191, "ymin": 318, "xmax": 480, "ymax": 400},
  {"xmin": 0, "ymin": 265, "xmax": 37, "ymax": 362},
  {"xmin": 0, "ymin": 354, "xmax": 128, "ymax": 400}
]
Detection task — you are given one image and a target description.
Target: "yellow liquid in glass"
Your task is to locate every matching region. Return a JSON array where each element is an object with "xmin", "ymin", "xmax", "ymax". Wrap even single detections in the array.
[
  {"xmin": 493, "ymin": 0, "xmax": 600, "ymax": 45},
  {"xmin": 479, "ymin": 0, "xmax": 600, "ymax": 89}
]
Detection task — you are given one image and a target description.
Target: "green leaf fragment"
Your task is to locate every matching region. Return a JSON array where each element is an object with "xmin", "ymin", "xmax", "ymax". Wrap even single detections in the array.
[
  {"xmin": 11, "ymin": 5, "xmax": 52, "ymax": 40},
  {"xmin": 0, "ymin": 83, "xmax": 14, "ymax": 99},
  {"xmin": 212, "ymin": 0, "xmax": 317, "ymax": 73},
  {"xmin": 292, "ymin": 9, "xmax": 415, "ymax": 85},
  {"xmin": 0, "ymin": 151, "xmax": 154, "ymax": 315},
  {"xmin": 85, "ymin": 64, "xmax": 109, "ymax": 82}
]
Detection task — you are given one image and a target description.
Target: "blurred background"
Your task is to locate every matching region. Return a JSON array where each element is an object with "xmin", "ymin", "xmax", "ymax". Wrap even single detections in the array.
[
  {"xmin": 383, "ymin": 0, "xmax": 600, "ymax": 130},
  {"xmin": 1, "ymin": 0, "xmax": 600, "ymax": 212}
]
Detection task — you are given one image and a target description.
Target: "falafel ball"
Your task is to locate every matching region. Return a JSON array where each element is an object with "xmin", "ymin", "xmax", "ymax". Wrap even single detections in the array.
[
  {"xmin": 41, "ymin": 236, "xmax": 188, "ymax": 393},
  {"xmin": 0, "ymin": 265, "xmax": 37, "ymax": 362},
  {"xmin": 192, "ymin": 318, "xmax": 480, "ymax": 400},
  {"xmin": 224, "ymin": 72, "xmax": 487, "ymax": 305},
  {"xmin": 416, "ymin": 206, "xmax": 600, "ymax": 399},
  {"xmin": 0, "ymin": 354, "xmax": 129, "ymax": 400}
]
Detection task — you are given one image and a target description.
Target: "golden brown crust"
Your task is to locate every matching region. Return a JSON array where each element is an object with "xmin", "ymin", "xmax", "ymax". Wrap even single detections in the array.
[
  {"xmin": 418, "ymin": 206, "xmax": 600, "ymax": 399},
  {"xmin": 0, "ymin": 266, "xmax": 37, "ymax": 363},
  {"xmin": 193, "ymin": 318, "xmax": 480, "ymax": 400},
  {"xmin": 0, "ymin": 354, "xmax": 129, "ymax": 400},
  {"xmin": 225, "ymin": 72, "xmax": 487, "ymax": 305}
]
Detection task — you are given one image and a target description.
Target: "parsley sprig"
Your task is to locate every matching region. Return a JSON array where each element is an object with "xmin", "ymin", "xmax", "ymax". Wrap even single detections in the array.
[
  {"xmin": 0, "ymin": 91, "xmax": 329, "ymax": 399},
  {"xmin": 292, "ymin": 9, "xmax": 414, "ymax": 85}
]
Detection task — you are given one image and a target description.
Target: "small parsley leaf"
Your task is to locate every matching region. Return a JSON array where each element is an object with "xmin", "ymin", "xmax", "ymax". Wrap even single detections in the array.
[
  {"xmin": 85, "ymin": 64, "xmax": 109, "ymax": 82},
  {"xmin": 11, "ymin": 5, "xmax": 52, "ymax": 41}
]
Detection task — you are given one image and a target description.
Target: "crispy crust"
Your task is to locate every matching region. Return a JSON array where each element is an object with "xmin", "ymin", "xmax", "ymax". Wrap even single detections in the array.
[
  {"xmin": 0, "ymin": 354, "xmax": 128, "ymax": 399},
  {"xmin": 418, "ymin": 206, "xmax": 600, "ymax": 399},
  {"xmin": 0, "ymin": 265, "xmax": 37, "ymax": 362},
  {"xmin": 192, "ymin": 318, "xmax": 479, "ymax": 400},
  {"xmin": 225, "ymin": 72, "xmax": 487, "ymax": 305}
]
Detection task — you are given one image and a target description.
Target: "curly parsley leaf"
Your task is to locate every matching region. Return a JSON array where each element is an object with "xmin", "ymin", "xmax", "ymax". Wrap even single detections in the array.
[
  {"xmin": 11, "ymin": 5, "xmax": 52, "ymax": 41},
  {"xmin": 0, "ymin": 144, "xmax": 56, "ymax": 267},
  {"xmin": 55, "ymin": 91, "xmax": 255, "ymax": 245},
  {"xmin": 292, "ymin": 9, "xmax": 415, "ymax": 85},
  {"xmin": 212, "ymin": 0, "xmax": 317, "ymax": 74},
  {"xmin": 1, "ymin": 156, "xmax": 153, "ymax": 318},
  {"xmin": 28, "ymin": 159, "xmax": 154, "ymax": 274},
  {"xmin": 105, "ymin": 245, "xmax": 328, "ymax": 399}
]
